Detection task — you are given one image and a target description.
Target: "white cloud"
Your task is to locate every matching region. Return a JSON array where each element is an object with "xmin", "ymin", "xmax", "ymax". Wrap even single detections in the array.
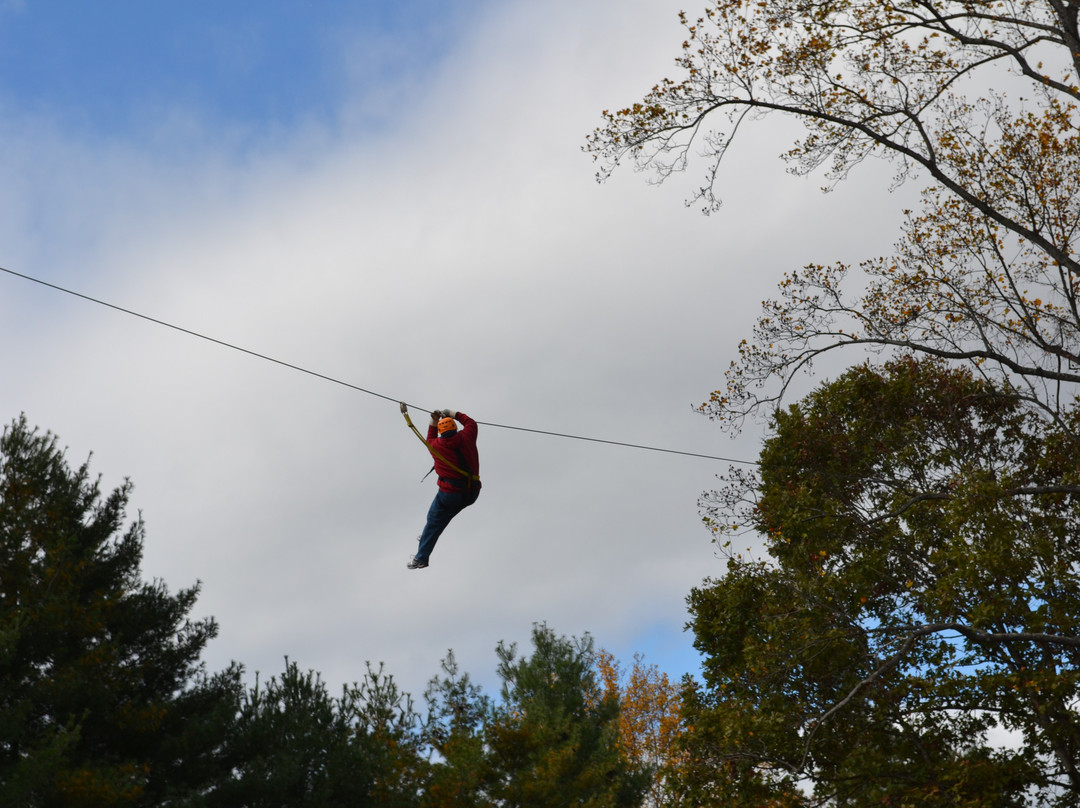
[{"xmin": 0, "ymin": 0, "xmax": 912, "ymax": 698}]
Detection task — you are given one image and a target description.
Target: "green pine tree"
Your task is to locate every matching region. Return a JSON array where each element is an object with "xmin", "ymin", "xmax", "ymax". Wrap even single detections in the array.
[
  {"xmin": 482, "ymin": 623, "xmax": 650, "ymax": 808},
  {"xmin": 420, "ymin": 650, "xmax": 492, "ymax": 808},
  {"xmin": 0, "ymin": 415, "xmax": 241, "ymax": 807},
  {"xmin": 215, "ymin": 658, "xmax": 428, "ymax": 808}
]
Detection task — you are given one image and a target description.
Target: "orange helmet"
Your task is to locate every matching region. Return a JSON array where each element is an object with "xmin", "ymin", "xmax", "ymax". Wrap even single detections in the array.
[{"xmin": 437, "ymin": 417, "xmax": 457, "ymax": 435}]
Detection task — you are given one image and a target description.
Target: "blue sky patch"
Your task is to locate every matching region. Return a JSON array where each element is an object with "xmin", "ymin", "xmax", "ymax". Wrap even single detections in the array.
[{"xmin": 0, "ymin": 1, "xmax": 480, "ymax": 139}]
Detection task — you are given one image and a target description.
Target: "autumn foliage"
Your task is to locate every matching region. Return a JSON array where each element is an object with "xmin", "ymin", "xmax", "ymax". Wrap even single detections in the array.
[
  {"xmin": 587, "ymin": 0, "xmax": 1080, "ymax": 429},
  {"xmin": 597, "ymin": 650, "xmax": 687, "ymax": 807}
]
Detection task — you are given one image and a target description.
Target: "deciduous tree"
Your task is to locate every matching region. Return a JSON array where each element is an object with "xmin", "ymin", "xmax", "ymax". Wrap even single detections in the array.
[
  {"xmin": 681, "ymin": 359, "xmax": 1080, "ymax": 806},
  {"xmin": 596, "ymin": 650, "xmax": 687, "ymax": 807},
  {"xmin": 587, "ymin": 0, "xmax": 1080, "ymax": 426}
]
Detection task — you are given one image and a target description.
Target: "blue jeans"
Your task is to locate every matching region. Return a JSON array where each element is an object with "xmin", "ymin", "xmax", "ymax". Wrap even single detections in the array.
[{"xmin": 416, "ymin": 488, "xmax": 479, "ymax": 564}]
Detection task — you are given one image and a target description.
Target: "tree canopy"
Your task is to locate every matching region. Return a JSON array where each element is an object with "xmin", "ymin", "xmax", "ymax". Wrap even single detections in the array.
[
  {"xmin": 596, "ymin": 650, "xmax": 686, "ymax": 807},
  {"xmin": 680, "ymin": 358, "xmax": 1080, "ymax": 806},
  {"xmin": 216, "ymin": 659, "xmax": 426, "ymax": 808},
  {"xmin": 586, "ymin": 0, "xmax": 1080, "ymax": 427}
]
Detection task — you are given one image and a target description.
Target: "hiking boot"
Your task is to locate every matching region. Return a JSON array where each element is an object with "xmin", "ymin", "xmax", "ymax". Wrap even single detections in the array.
[{"xmin": 407, "ymin": 556, "xmax": 428, "ymax": 570}]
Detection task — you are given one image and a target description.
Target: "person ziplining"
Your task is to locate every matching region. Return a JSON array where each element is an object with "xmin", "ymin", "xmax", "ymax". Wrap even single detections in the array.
[{"xmin": 400, "ymin": 403, "xmax": 481, "ymax": 570}]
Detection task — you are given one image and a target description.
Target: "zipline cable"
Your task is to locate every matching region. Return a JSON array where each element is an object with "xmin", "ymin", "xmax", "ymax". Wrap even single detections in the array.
[
  {"xmin": 1, "ymin": 265, "xmax": 402, "ymax": 405},
  {"xmin": 1, "ymin": 265, "xmax": 756, "ymax": 465}
]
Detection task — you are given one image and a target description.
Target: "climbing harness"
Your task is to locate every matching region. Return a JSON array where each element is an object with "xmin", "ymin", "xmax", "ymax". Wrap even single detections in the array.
[{"xmin": 400, "ymin": 402, "xmax": 481, "ymax": 491}]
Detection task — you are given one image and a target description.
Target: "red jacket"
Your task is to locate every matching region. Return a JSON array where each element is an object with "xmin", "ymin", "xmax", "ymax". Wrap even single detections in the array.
[{"xmin": 427, "ymin": 411, "xmax": 481, "ymax": 493}]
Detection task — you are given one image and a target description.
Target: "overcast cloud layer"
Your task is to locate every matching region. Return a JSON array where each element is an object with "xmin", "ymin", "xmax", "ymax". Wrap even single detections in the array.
[{"xmin": 0, "ymin": 0, "xmax": 911, "ymax": 698}]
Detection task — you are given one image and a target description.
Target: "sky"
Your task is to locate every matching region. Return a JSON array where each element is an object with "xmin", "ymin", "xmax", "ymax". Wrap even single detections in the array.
[{"xmin": 0, "ymin": 0, "xmax": 913, "ymax": 701}]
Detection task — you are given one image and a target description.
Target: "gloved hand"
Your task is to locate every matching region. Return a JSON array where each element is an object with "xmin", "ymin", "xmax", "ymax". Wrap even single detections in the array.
[{"xmin": 440, "ymin": 409, "xmax": 458, "ymax": 420}]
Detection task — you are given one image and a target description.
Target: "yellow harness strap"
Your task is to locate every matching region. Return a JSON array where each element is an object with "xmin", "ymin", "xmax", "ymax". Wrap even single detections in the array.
[{"xmin": 399, "ymin": 403, "xmax": 480, "ymax": 486}]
